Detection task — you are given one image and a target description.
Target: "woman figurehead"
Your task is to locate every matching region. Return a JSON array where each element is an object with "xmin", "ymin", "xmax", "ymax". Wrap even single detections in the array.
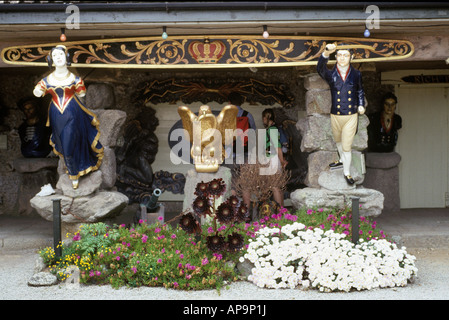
[{"xmin": 47, "ymin": 45, "xmax": 71, "ymax": 68}]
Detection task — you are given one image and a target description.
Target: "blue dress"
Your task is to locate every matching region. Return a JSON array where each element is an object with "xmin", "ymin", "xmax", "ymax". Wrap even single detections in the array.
[{"xmin": 35, "ymin": 74, "xmax": 104, "ymax": 180}]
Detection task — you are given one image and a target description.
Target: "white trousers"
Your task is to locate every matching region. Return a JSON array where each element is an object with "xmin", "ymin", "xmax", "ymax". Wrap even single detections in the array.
[{"xmin": 331, "ymin": 114, "xmax": 358, "ymax": 176}]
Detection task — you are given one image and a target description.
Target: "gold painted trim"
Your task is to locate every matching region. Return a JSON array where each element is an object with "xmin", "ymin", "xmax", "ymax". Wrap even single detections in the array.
[{"xmin": 1, "ymin": 35, "xmax": 414, "ymax": 69}]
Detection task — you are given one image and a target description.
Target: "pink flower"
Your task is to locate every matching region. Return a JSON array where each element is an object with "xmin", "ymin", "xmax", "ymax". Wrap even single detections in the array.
[
  {"xmin": 157, "ymin": 259, "xmax": 162, "ymax": 263},
  {"xmin": 202, "ymin": 257, "xmax": 209, "ymax": 265},
  {"xmin": 173, "ymin": 282, "xmax": 179, "ymax": 288},
  {"xmin": 171, "ymin": 234, "xmax": 177, "ymax": 239},
  {"xmin": 158, "ymin": 216, "xmax": 164, "ymax": 221},
  {"xmin": 278, "ymin": 206, "xmax": 287, "ymax": 214},
  {"xmin": 207, "ymin": 227, "xmax": 214, "ymax": 234},
  {"xmin": 213, "ymin": 253, "xmax": 223, "ymax": 261},
  {"xmin": 116, "ymin": 256, "xmax": 120, "ymax": 261},
  {"xmin": 161, "ymin": 248, "xmax": 165, "ymax": 254},
  {"xmin": 306, "ymin": 209, "xmax": 313, "ymax": 215},
  {"xmin": 141, "ymin": 234, "xmax": 148, "ymax": 243},
  {"xmin": 180, "ymin": 254, "xmax": 184, "ymax": 259},
  {"xmin": 131, "ymin": 266, "xmax": 137, "ymax": 274},
  {"xmin": 154, "ymin": 227, "xmax": 161, "ymax": 233}
]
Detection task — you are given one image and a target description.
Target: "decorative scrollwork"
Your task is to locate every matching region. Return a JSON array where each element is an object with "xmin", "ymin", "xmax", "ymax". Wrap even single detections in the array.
[{"xmin": 1, "ymin": 36, "xmax": 414, "ymax": 68}]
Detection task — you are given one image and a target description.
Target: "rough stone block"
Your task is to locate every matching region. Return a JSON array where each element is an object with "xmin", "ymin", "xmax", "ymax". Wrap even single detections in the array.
[
  {"xmin": 305, "ymin": 151, "xmax": 336, "ymax": 188},
  {"xmin": 290, "ymin": 186, "xmax": 384, "ymax": 217},
  {"xmin": 30, "ymin": 191, "xmax": 128, "ymax": 223},
  {"xmin": 86, "ymin": 83, "xmax": 115, "ymax": 109},
  {"xmin": 298, "ymin": 114, "xmax": 334, "ymax": 153},
  {"xmin": 13, "ymin": 157, "xmax": 59, "ymax": 173},
  {"xmin": 99, "ymin": 146, "xmax": 116, "ymax": 190},
  {"xmin": 305, "ymin": 150, "xmax": 365, "ymax": 188},
  {"xmin": 298, "ymin": 114, "xmax": 369, "ymax": 153},
  {"xmin": 305, "ymin": 89, "xmax": 331, "ymax": 115},
  {"xmin": 304, "ymin": 73, "xmax": 329, "ymax": 90},
  {"xmin": 28, "ymin": 272, "xmax": 58, "ymax": 287},
  {"xmin": 94, "ymin": 109, "xmax": 127, "ymax": 148},
  {"xmin": 56, "ymin": 170, "xmax": 103, "ymax": 198}
]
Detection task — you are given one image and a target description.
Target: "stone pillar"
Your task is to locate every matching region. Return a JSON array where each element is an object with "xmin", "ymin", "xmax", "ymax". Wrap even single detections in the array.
[
  {"xmin": 298, "ymin": 73, "xmax": 369, "ymax": 187},
  {"xmin": 291, "ymin": 73, "xmax": 384, "ymax": 217},
  {"xmin": 363, "ymin": 152, "xmax": 401, "ymax": 213}
]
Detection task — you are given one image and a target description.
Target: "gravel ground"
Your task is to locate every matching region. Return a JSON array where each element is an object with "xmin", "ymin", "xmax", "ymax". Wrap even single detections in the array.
[{"xmin": 1, "ymin": 247, "xmax": 448, "ymax": 301}]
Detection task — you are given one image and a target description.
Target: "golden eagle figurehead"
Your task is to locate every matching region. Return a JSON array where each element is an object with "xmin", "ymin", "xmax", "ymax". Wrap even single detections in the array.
[{"xmin": 177, "ymin": 104, "xmax": 238, "ymax": 172}]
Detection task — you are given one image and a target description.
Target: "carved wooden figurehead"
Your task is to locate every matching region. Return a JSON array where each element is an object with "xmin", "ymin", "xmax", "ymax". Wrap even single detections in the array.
[{"xmin": 178, "ymin": 104, "xmax": 238, "ymax": 173}]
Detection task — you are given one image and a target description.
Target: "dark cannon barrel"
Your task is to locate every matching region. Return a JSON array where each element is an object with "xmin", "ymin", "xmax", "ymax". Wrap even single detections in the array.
[{"xmin": 143, "ymin": 188, "xmax": 162, "ymax": 211}]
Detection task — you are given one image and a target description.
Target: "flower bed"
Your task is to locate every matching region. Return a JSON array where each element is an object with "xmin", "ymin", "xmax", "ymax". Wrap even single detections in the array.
[
  {"xmin": 39, "ymin": 218, "xmax": 240, "ymax": 290},
  {"xmin": 242, "ymin": 222, "xmax": 417, "ymax": 292},
  {"xmin": 38, "ymin": 180, "xmax": 417, "ymax": 292}
]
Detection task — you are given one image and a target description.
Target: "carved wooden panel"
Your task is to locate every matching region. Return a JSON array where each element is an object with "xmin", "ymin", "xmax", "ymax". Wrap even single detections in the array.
[{"xmin": 2, "ymin": 35, "xmax": 414, "ymax": 69}]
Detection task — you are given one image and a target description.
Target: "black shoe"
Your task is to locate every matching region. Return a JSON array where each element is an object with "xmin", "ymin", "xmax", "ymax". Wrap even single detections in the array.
[
  {"xmin": 329, "ymin": 161, "xmax": 343, "ymax": 168},
  {"xmin": 344, "ymin": 175, "xmax": 355, "ymax": 185}
]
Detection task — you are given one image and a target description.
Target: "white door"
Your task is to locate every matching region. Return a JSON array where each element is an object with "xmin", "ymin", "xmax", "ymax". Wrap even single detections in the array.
[{"xmin": 396, "ymin": 86, "xmax": 449, "ymax": 208}]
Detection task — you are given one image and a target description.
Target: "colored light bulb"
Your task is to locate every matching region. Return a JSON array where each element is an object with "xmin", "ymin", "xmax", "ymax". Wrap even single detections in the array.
[{"xmin": 364, "ymin": 28, "xmax": 370, "ymax": 37}]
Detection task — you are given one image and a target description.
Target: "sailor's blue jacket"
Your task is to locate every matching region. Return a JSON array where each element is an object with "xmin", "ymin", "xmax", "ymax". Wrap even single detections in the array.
[{"xmin": 317, "ymin": 54, "xmax": 365, "ymax": 116}]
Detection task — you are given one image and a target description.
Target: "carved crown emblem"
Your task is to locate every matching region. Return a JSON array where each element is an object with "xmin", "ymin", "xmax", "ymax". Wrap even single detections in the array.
[{"xmin": 188, "ymin": 38, "xmax": 226, "ymax": 64}]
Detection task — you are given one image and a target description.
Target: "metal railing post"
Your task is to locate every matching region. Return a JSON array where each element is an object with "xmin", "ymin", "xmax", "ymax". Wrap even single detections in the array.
[
  {"xmin": 351, "ymin": 197, "xmax": 360, "ymax": 244},
  {"xmin": 52, "ymin": 199, "xmax": 62, "ymax": 258}
]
